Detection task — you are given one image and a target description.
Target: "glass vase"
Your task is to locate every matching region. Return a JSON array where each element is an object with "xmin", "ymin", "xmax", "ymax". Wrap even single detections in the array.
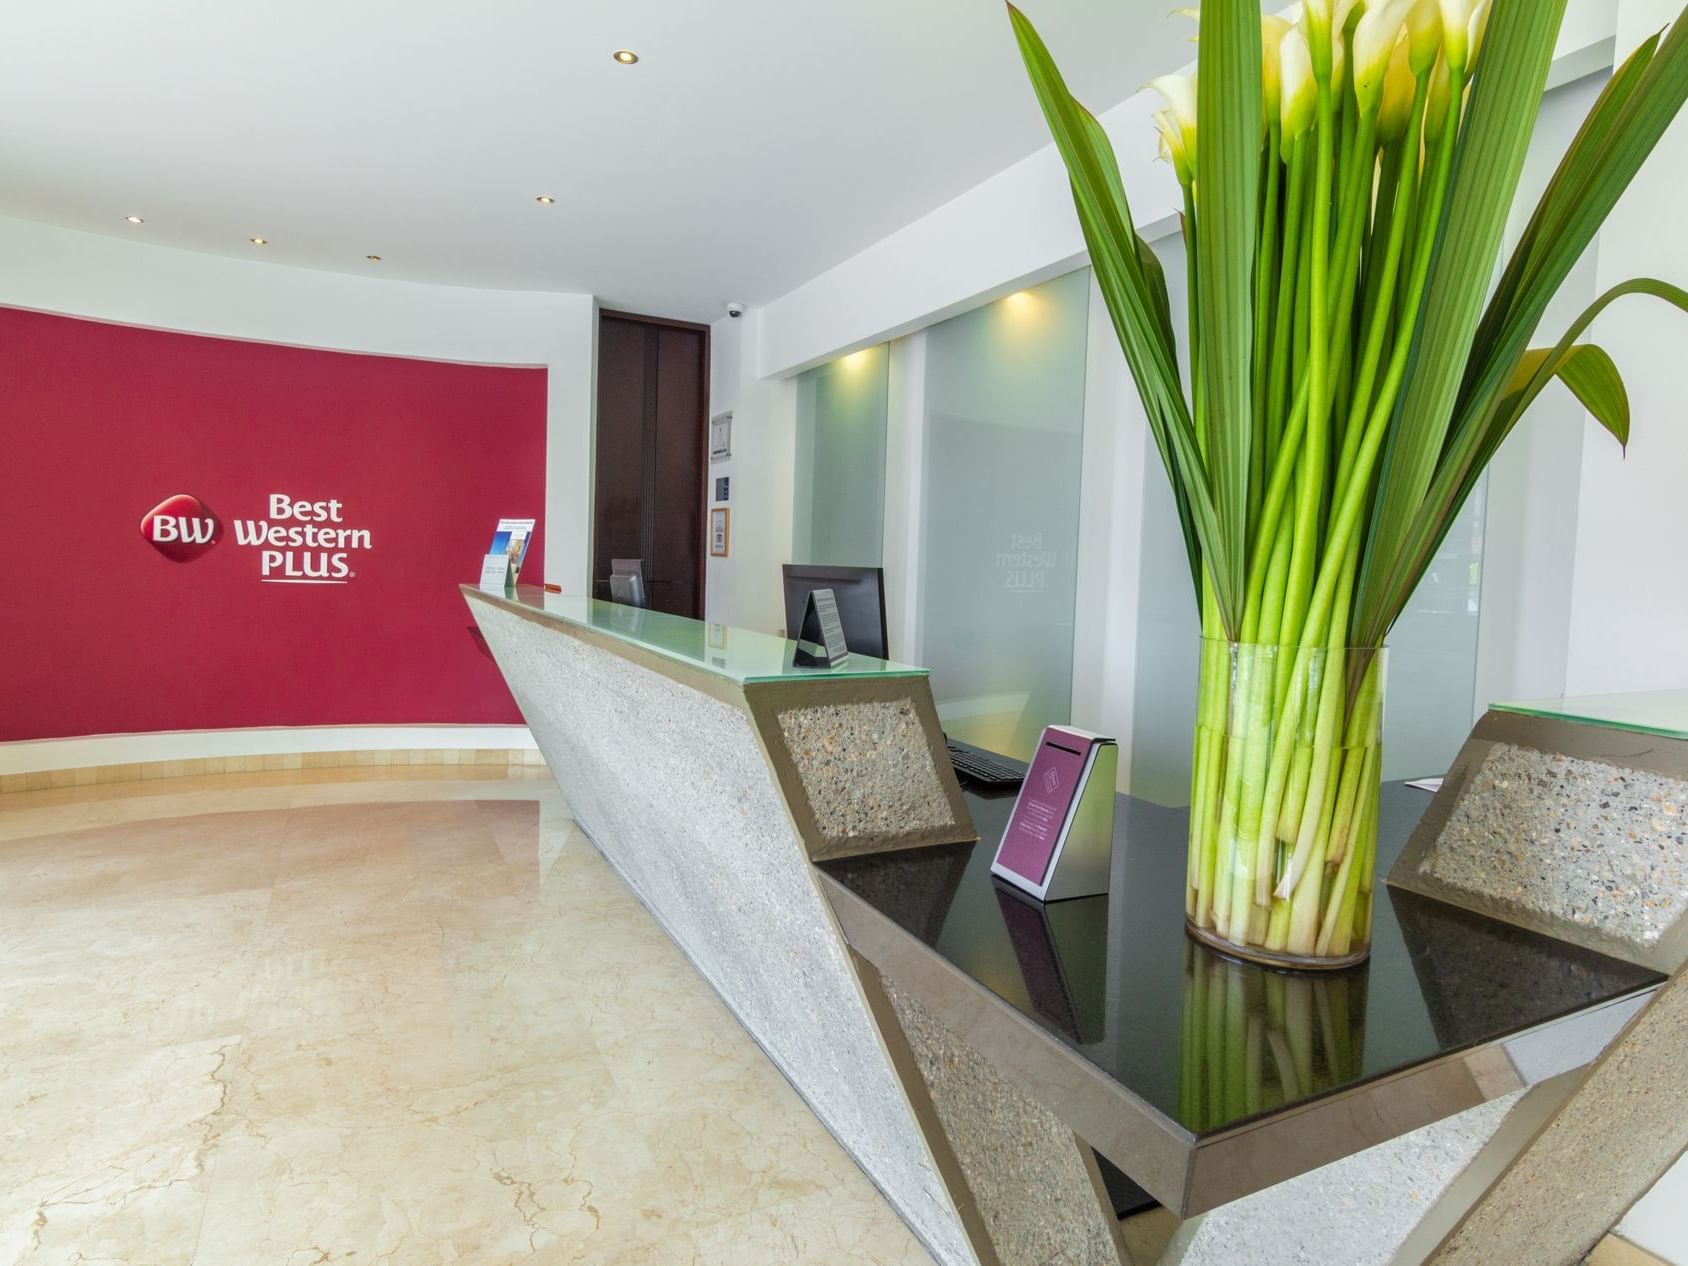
[{"xmin": 1185, "ymin": 639, "xmax": 1386, "ymax": 970}]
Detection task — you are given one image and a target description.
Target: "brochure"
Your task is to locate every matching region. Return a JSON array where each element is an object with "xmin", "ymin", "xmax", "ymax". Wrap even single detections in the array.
[{"xmin": 488, "ymin": 518, "xmax": 535, "ymax": 582}]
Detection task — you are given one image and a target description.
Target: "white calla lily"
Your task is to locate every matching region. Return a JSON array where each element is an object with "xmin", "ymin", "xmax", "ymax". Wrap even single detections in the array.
[
  {"xmin": 1405, "ymin": 0, "xmax": 1441, "ymax": 76},
  {"xmin": 1149, "ymin": 72, "xmax": 1198, "ymax": 167},
  {"xmin": 1465, "ymin": 0, "xmax": 1493, "ymax": 73},
  {"xmin": 1438, "ymin": 0, "xmax": 1487, "ymax": 75},
  {"xmin": 1301, "ymin": 0, "xmax": 1335, "ymax": 82},
  {"xmin": 1280, "ymin": 25, "xmax": 1316, "ymax": 144},
  {"xmin": 1353, "ymin": 0, "xmax": 1413, "ymax": 113},
  {"xmin": 1425, "ymin": 53, "xmax": 1453, "ymax": 137},
  {"xmin": 1263, "ymin": 15, "xmax": 1292, "ymax": 124},
  {"xmin": 1377, "ymin": 34, "xmax": 1416, "ymax": 143},
  {"xmin": 1154, "ymin": 109, "xmax": 1193, "ymax": 187}
]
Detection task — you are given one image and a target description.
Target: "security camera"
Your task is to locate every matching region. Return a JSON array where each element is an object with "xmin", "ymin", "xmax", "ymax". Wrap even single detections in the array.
[{"xmin": 726, "ymin": 302, "xmax": 745, "ymax": 318}]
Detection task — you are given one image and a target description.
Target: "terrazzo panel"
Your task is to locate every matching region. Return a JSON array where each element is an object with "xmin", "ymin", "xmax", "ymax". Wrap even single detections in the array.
[
  {"xmin": 468, "ymin": 599, "xmax": 976, "ymax": 1266},
  {"xmin": 1428, "ymin": 970, "xmax": 1688, "ymax": 1266},
  {"xmin": 1161, "ymin": 1092, "xmax": 1524, "ymax": 1266},
  {"xmin": 776, "ymin": 699, "xmax": 957, "ymax": 859},
  {"xmin": 880, "ymin": 974, "xmax": 1123, "ymax": 1266},
  {"xmin": 1416, "ymin": 743, "xmax": 1688, "ymax": 953}
]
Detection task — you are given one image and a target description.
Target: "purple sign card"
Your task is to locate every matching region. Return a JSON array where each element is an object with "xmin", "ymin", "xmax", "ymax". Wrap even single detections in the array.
[{"xmin": 995, "ymin": 730, "xmax": 1094, "ymax": 885}]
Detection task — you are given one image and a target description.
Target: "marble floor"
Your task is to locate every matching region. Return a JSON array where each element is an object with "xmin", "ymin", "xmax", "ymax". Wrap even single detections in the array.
[{"xmin": 0, "ymin": 767, "xmax": 935, "ymax": 1265}]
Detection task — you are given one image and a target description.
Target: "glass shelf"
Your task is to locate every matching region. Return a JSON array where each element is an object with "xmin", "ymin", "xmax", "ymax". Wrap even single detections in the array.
[
  {"xmin": 1492, "ymin": 690, "xmax": 1688, "ymax": 742},
  {"xmin": 469, "ymin": 586, "xmax": 928, "ymax": 685}
]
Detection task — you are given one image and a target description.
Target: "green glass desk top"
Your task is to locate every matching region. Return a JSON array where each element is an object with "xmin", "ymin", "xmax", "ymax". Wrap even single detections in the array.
[
  {"xmin": 471, "ymin": 587, "xmax": 927, "ymax": 684},
  {"xmin": 1493, "ymin": 689, "xmax": 1688, "ymax": 741}
]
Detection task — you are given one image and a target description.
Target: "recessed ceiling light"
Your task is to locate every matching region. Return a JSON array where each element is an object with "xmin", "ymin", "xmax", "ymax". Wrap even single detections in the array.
[
  {"xmin": 249, "ymin": 236, "xmax": 267, "ymax": 246},
  {"xmin": 366, "ymin": 254, "xmax": 381, "ymax": 263},
  {"xmin": 612, "ymin": 49, "xmax": 639, "ymax": 64},
  {"xmin": 124, "ymin": 215, "xmax": 144, "ymax": 224},
  {"xmin": 535, "ymin": 195, "xmax": 555, "ymax": 205}
]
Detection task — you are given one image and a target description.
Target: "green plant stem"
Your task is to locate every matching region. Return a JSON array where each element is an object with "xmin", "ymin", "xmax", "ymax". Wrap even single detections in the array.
[
  {"xmin": 1338, "ymin": 75, "xmax": 1431, "ymax": 502},
  {"xmin": 1193, "ymin": 584, "xmax": 1228, "ymax": 925},
  {"xmin": 1239, "ymin": 75, "xmax": 1463, "ymax": 920},
  {"xmin": 1184, "ymin": 182, "xmax": 1204, "ymax": 460},
  {"xmin": 1251, "ymin": 128, "xmax": 1282, "ymax": 535},
  {"xmin": 1267, "ymin": 137, "xmax": 1310, "ymax": 455}
]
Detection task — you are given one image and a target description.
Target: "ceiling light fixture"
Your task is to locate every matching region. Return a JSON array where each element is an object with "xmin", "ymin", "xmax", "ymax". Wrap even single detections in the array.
[
  {"xmin": 366, "ymin": 254, "xmax": 381, "ymax": 263},
  {"xmin": 124, "ymin": 215, "xmax": 144, "ymax": 224},
  {"xmin": 249, "ymin": 236, "xmax": 267, "ymax": 246},
  {"xmin": 535, "ymin": 195, "xmax": 555, "ymax": 205},
  {"xmin": 612, "ymin": 49, "xmax": 639, "ymax": 64}
]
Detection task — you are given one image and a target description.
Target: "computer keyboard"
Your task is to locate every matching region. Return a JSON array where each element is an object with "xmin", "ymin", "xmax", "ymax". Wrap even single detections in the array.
[{"xmin": 944, "ymin": 737, "xmax": 1027, "ymax": 789}]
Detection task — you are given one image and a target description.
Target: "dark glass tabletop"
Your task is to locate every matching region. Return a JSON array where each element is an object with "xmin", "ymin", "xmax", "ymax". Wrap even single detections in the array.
[{"xmin": 818, "ymin": 781, "xmax": 1662, "ymax": 1139}]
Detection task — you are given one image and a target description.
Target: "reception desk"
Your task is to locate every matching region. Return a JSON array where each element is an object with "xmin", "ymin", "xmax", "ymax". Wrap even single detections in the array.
[
  {"xmin": 464, "ymin": 586, "xmax": 1674, "ymax": 1266},
  {"xmin": 462, "ymin": 586, "xmax": 986, "ymax": 1265}
]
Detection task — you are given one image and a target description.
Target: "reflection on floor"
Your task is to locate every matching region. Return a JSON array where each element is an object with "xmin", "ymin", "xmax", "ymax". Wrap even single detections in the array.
[{"xmin": 0, "ymin": 766, "xmax": 933, "ymax": 1265}]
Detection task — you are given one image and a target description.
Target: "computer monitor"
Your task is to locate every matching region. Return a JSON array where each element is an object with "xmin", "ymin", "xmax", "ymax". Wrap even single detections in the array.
[
  {"xmin": 609, "ymin": 558, "xmax": 647, "ymax": 609},
  {"xmin": 781, "ymin": 564, "xmax": 888, "ymax": 659}
]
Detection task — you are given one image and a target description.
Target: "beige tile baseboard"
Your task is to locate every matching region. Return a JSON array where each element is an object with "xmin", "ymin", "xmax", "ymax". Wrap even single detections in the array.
[{"xmin": 0, "ymin": 748, "xmax": 548, "ymax": 795}]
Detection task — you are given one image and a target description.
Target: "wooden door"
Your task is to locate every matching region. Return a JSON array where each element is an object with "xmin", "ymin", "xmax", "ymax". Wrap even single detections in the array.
[{"xmin": 592, "ymin": 311, "xmax": 708, "ymax": 618}]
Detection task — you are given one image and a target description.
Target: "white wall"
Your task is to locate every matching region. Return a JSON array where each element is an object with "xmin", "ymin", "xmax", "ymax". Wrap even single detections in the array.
[
  {"xmin": 701, "ymin": 308, "xmax": 795, "ymax": 635},
  {"xmin": 702, "ymin": 314, "xmax": 743, "ymax": 627},
  {"xmin": 0, "ymin": 213, "xmax": 596, "ymax": 770},
  {"xmin": 1562, "ymin": 0, "xmax": 1688, "ymax": 698}
]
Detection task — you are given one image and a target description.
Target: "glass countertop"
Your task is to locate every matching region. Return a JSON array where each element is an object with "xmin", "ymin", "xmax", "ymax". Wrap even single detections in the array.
[
  {"xmin": 1493, "ymin": 689, "xmax": 1688, "ymax": 741},
  {"xmin": 469, "ymin": 586, "xmax": 928, "ymax": 684},
  {"xmin": 819, "ymin": 781, "xmax": 1660, "ymax": 1139}
]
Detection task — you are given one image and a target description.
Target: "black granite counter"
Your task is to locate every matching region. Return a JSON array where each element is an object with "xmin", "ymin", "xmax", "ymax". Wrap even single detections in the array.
[{"xmin": 817, "ymin": 779, "xmax": 1663, "ymax": 1212}]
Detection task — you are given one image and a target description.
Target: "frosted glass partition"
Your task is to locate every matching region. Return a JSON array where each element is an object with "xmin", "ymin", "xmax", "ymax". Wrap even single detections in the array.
[
  {"xmin": 920, "ymin": 271, "xmax": 1090, "ymax": 761},
  {"xmin": 793, "ymin": 345, "xmax": 889, "ymax": 567},
  {"xmin": 1381, "ymin": 479, "xmax": 1486, "ymax": 779}
]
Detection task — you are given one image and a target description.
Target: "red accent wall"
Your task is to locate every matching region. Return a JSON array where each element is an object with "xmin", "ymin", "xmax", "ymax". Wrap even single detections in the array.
[{"xmin": 0, "ymin": 306, "xmax": 547, "ymax": 741}]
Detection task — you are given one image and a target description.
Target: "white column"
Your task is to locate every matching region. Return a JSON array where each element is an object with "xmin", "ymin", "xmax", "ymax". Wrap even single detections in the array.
[
  {"xmin": 882, "ymin": 333, "xmax": 929, "ymax": 660},
  {"xmin": 542, "ymin": 293, "xmax": 598, "ymax": 598}
]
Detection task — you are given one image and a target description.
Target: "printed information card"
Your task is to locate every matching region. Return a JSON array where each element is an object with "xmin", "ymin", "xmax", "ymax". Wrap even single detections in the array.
[
  {"xmin": 991, "ymin": 725, "xmax": 1116, "ymax": 901},
  {"xmin": 994, "ymin": 731, "xmax": 1094, "ymax": 886}
]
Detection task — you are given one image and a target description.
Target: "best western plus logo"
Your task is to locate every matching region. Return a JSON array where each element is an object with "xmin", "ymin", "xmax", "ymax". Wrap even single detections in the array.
[
  {"xmin": 141, "ymin": 492, "xmax": 373, "ymax": 584},
  {"xmin": 140, "ymin": 493, "xmax": 221, "ymax": 562}
]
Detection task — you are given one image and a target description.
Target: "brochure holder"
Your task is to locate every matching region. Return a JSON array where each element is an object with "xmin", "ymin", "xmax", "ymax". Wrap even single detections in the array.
[
  {"xmin": 990, "ymin": 727, "xmax": 1118, "ymax": 902},
  {"xmin": 792, "ymin": 587, "xmax": 851, "ymax": 668},
  {"xmin": 479, "ymin": 518, "xmax": 534, "ymax": 594}
]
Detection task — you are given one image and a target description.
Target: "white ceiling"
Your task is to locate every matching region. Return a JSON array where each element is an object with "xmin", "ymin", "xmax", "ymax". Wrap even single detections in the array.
[{"xmin": 0, "ymin": 1, "xmax": 1202, "ymax": 322}]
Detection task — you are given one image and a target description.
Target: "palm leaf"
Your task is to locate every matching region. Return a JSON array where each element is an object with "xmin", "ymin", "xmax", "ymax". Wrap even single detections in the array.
[
  {"xmin": 1193, "ymin": 0, "xmax": 1262, "ymax": 618},
  {"xmin": 1357, "ymin": 11, "xmax": 1688, "ymax": 643},
  {"xmin": 1358, "ymin": 278, "xmax": 1688, "ymax": 643},
  {"xmin": 1457, "ymin": 17, "xmax": 1688, "ymax": 453},
  {"xmin": 1509, "ymin": 343, "xmax": 1629, "ymax": 449},
  {"xmin": 1007, "ymin": 3, "xmax": 1245, "ymax": 624},
  {"xmin": 1356, "ymin": 0, "xmax": 1569, "ymax": 641}
]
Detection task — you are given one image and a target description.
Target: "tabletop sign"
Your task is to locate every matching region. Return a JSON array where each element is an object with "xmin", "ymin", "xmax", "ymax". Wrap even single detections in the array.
[
  {"xmin": 793, "ymin": 586, "xmax": 850, "ymax": 668},
  {"xmin": 477, "ymin": 552, "xmax": 514, "ymax": 594},
  {"xmin": 992, "ymin": 726, "xmax": 1118, "ymax": 902}
]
